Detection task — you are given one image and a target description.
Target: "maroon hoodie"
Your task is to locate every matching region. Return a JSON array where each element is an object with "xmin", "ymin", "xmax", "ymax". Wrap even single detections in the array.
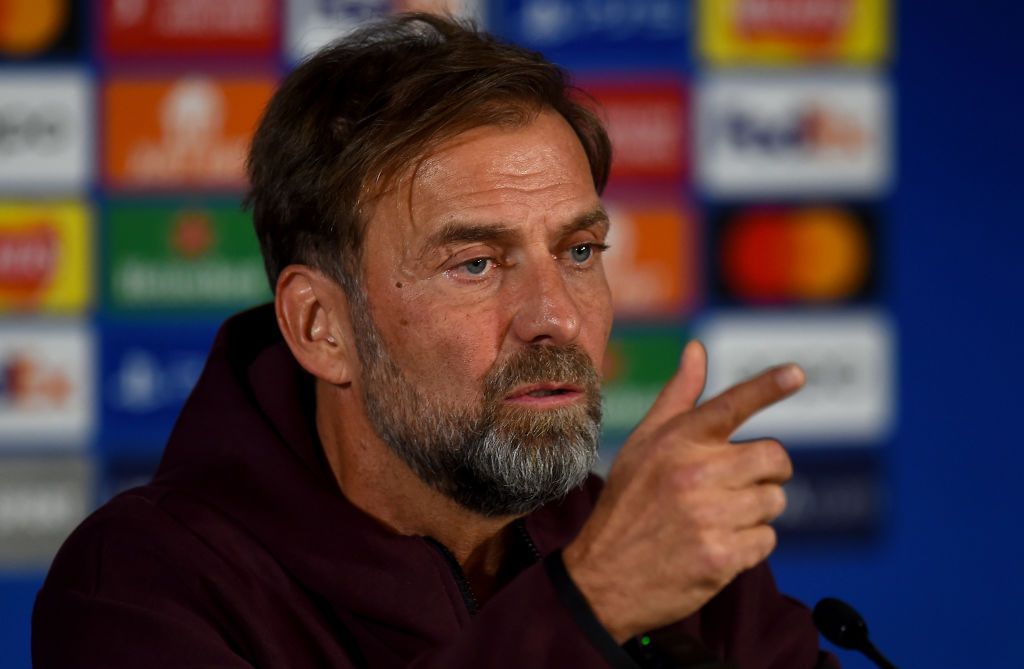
[{"xmin": 33, "ymin": 305, "xmax": 836, "ymax": 668}]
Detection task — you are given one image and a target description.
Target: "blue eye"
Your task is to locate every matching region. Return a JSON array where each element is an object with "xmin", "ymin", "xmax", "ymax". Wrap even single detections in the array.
[
  {"xmin": 570, "ymin": 244, "xmax": 593, "ymax": 263},
  {"xmin": 463, "ymin": 258, "xmax": 491, "ymax": 275}
]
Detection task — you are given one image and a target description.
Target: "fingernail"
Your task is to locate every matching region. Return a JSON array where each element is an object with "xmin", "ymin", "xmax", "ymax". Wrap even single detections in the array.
[{"xmin": 776, "ymin": 365, "xmax": 805, "ymax": 391}]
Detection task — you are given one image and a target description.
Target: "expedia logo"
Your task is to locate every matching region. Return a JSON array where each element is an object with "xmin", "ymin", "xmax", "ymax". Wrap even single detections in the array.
[
  {"xmin": 0, "ymin": 353, "xmax": 71, "ymax": 408},
  {"xmin": 0, "ymin": 224, "xmax": 58, "ymax": 294},
  {"xmin": 0, "ymin": 324, "xmax": 93, "ymax": 442},
  {"xmin": 0, "ymin": 105, "xmax": 69, "ymax": 155}
]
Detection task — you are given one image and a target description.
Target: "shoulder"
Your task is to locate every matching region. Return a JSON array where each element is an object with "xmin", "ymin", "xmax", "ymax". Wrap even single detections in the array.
[
  {"xmin": 33, "ymin": 483, "xmax": 313, "ymax": 667},
  {"xmin": 39, "ymin": 486, "xmax": 230, "ymax": 604}
]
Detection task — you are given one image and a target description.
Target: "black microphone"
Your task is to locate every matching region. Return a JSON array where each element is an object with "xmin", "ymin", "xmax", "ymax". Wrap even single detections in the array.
[{"xmin": 813, "ymin": 597, "xmax": 897, "ymax": 669}]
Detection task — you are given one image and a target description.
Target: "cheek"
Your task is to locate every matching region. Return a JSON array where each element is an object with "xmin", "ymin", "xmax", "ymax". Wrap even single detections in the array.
[
  {"xmin": 384, "ymin": 293, "xmax": 500, "ymax": 392},
  {"xmin": 569, "ymin": 271, "xmax": 614, "ymax": 365}
]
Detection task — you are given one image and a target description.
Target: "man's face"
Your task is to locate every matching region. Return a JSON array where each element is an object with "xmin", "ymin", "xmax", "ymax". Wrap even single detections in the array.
[{"xmin": 350, "ymin": 109, "xmax": 613, "ymax": 516}]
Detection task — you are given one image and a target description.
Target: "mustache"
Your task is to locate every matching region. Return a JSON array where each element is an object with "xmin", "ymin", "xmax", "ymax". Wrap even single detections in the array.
[{"xmin": 483, "ymin": 344, "xmax": 601, "ymax": 403}]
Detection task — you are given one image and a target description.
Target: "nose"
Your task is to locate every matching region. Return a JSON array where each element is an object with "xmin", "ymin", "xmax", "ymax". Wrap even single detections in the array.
[{"xmin": 509, "ymin": 257, "xmax": 582, "ymax": 346}]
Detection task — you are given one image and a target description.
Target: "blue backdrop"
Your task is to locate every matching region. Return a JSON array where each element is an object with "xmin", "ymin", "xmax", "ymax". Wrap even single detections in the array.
[{"xmin": 2, "ymin": 2, "xmax": 1023, "ymax": 668}]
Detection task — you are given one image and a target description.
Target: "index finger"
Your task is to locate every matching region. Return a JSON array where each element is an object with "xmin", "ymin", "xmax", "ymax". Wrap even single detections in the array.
[{"xmin": 690, "ymin": 364, "xmax": 805, "ymax": 439}]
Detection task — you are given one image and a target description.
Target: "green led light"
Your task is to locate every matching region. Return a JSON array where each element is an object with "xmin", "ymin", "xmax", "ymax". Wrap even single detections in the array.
[{"xmin": 640, "ymin": 635, "xmax": 651, "ymax": 647}]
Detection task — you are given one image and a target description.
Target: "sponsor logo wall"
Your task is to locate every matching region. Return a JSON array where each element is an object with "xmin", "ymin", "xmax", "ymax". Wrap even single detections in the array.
[
  {"xmin": 102, "ymin": 76, "xmax": 276, "ymax": 190},
  {"xmin": 697, "ymin": 73, "xmax": 891, "ymax": 196},
  {"xmin": 0, "ymin": 202, "xmax": 92, "ymax": 312},
  {"xmin": 0, "ymin": 0, "xmax": 896, "ymax": 581},
  {"xmin": 99, "ymin": 0, "xmax": 279, "ymax": 58},
  {"xmin": 689, "ymin": 0, "xmax": 894, "ymax": 538},
  {"xmin": 0, "ymin": 71, "xmax": 92, "ymax": 193},
  {"xmin": 698, "ymin": 0, "xmax": 888, "ymax": 65}
]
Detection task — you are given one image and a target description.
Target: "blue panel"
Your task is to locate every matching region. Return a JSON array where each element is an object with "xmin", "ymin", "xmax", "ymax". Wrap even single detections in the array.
[
  {"xmin": 99, "ymin": 322, "xmax": 219, "ymax": 455},
  {"xmin": 488, "ymin": 0, "xmax": 693, "ymax": 71},
  {"xmin": 0, "ymin": 574, "xmax": 44, "ymax": 669}
]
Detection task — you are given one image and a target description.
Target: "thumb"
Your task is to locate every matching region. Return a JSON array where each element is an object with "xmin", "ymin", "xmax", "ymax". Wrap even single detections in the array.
[{"xmin": 641, "ymin": 339, "xmax": 707, "ymax": 430}]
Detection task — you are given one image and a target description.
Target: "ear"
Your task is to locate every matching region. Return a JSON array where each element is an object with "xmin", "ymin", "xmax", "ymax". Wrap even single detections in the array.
[{"xmin": 275, "ymin": 265, "xmax": 355, "ymax": 386}]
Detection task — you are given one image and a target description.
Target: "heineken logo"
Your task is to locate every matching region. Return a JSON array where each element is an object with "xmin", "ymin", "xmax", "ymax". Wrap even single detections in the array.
[{"xmin": 171, "ymin": 211, "xmax": 216, "ymax": 259}]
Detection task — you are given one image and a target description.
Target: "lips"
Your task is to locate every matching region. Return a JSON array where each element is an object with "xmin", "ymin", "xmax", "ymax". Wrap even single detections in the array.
[{"xmin": 504, "ymin": 382, "xmax": 583, "ymax": 404}]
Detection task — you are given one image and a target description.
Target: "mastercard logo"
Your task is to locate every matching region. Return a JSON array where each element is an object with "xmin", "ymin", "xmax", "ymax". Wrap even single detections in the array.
[
  {"xmin": 719, "ymin": 206, "xmax": 872, "ymax": 303},
  {"xmin": 0, "ymin": 0, "xmax": 68, "ymax": 56}
]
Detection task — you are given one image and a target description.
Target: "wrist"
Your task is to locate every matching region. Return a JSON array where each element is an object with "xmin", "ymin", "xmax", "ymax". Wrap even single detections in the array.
[{"xmin": 562, "ymin": 541, "xmax": 634, "ymax": 643}]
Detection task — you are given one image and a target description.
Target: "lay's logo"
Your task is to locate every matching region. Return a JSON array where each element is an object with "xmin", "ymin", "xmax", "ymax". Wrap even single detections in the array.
[
  {"xmin": 699, "ymin": 0, "xmax": 888, "ymax": 64},
  {"xmin": 0, "ymin": 223, "xmax": 57, "ymax": 294},
  {"xmin": 0, "ymin": 203, "xmax": 90, "ymax": 313}
]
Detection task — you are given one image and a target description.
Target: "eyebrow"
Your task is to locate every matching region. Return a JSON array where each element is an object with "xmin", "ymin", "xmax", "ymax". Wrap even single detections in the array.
[{"xmin": 424, "ymin": 206, "xmax": 611, "ymax": 251}]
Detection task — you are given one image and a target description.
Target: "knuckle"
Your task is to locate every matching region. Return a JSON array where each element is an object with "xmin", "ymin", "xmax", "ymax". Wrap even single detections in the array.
[
  {"xmin": 715, "ymin": 394, "xmax": 741, "ymax": 427},
  {"xmin": 758, "ymin": 440, "xmax": 789, "ymax": 472},
  {"xmin": 757, "ymin": 485, "xmax": 786, "ymax": 521},
  {"xmin": 772, "ymin": 486, "xmax": 788, "ymax": 517}
]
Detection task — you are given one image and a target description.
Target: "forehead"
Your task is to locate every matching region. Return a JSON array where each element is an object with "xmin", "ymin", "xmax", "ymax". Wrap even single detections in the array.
[{"xmin": 371, "ymin": 110, "xmax": 600, "ymax": 241}]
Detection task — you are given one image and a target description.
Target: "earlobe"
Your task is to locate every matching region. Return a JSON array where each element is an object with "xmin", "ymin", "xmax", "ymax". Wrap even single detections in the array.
[{"xmin": 275, "ymin": 265, "xmax": 354, "ymax": 386}]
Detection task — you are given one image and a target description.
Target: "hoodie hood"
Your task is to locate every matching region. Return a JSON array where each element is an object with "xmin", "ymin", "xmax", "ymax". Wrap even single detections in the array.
[{"xmin": 152, "ymin": 303, "xmax": 601, "ymax": 649}]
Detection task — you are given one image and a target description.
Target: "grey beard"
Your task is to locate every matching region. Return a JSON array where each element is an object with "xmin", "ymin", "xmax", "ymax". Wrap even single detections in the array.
[{"xmin": 348, "ymin": 291, "xmax": 601, "ymax": 517}]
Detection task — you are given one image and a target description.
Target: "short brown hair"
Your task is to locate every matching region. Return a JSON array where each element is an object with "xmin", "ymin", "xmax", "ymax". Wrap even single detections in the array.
[{"xmin": 245, "ymin": 12, "xmax": 612, "ymax": 293}]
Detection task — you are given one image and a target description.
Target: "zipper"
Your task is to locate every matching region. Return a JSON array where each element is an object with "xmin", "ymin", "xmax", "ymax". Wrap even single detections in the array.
[
  {"xmin": 423, "ymin": 536, "xmax": 480, "ymax": 616},
  {"xmin": 423, "ymin": 520, "xmax": 542, "ymax": 617},
  {"xmin": 513, "ymin": 518, "xmax": 542, "ymax": 562}
]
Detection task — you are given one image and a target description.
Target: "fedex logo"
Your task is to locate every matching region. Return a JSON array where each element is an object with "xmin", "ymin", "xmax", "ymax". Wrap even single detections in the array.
[
  {"xmin": 722, "ymin": 104, "xmax": 866, "ymax": 155},
  {"xmin": 697, "ymin": 74, "xmax": 890, "ymax": 196}
]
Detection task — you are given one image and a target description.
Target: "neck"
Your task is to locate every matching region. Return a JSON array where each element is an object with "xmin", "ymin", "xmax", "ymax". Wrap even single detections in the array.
[{"xmin": 315, "ymin": 380, "xmax": 518, "ymax": 600}]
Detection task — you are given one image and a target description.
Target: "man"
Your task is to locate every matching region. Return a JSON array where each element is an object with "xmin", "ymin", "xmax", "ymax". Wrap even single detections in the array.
[{"xmin": 34, "ymin": 14, "xmax": 836, "ymax": 668}]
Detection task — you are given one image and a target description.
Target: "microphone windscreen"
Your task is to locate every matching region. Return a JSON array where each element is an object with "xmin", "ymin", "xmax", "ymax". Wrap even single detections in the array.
[{"xmin": 813, "ymin": 597, "xmax": 870, "ymax": 650}]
